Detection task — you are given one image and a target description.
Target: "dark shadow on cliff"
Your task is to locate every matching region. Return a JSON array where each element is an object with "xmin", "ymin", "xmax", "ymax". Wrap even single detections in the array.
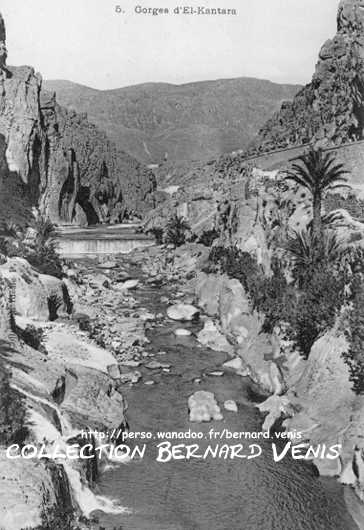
[
  {"xmin": 0, "ymin": 133, "xmax": 33, "ymax": 227},
  {"xmin": 76, "ymin": 186, "xmax": 99, "ymax": 225}
]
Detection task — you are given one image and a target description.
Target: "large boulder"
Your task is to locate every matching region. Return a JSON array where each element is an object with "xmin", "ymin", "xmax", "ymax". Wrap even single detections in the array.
[
  {"xmin": 284, "ymin": 332, "xmax": 358, "ymax": 477},
  {"xmin": 197, "ymin": 319, "xmax": 234, "ymax": 354},
  {"xmin": 195, "ymin": 272, "xmax": 224, "ymax": 316},
  {"xmin": 0, "ymin": 257, "xmax": 70, "ymax": 321},
  {"xmin": 188, "ymin": 391, "xmax": 223, "ymax": 422},
  {"xmin": 167, "ymin": 303, "xmax": 199, "ymax": 321}
]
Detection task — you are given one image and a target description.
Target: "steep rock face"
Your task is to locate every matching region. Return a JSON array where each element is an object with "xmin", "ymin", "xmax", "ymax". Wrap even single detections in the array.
[
  {"xmin": 250, "ymin": 0, "xmax": 364, "ymax": 153},
  {"xmin": 0, "ymin": 13, "xmax": 6, "ymax": 70},
  {"xmin": 0, "ymin": 17, "xmax": 156, "ymax": 226},
  {"xmin": 39, "ymin": 89, "xmax": 156, "ymax": 224}
]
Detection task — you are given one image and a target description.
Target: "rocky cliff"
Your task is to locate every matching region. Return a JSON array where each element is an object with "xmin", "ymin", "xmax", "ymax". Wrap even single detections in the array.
[
  {"xmin": 0, "ymin": 15, "xmax": 156, "ymax": 226},
  {"xmin": 250, "ymin": 0, "xmax": 364, "ymax": 154}
]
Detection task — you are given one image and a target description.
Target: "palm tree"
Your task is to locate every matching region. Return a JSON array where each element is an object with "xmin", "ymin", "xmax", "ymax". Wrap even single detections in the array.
[
  {"xmin": 284, "ymin": 228, "xmax": 344, "ymax": 285},
  {"xmin": 286, "ymin": 147, "xmax": 350, "ymax": 244}
]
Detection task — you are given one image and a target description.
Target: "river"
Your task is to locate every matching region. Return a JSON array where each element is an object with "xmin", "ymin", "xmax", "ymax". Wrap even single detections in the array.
[{"xmin": 89, "ymin": 270, "xmax": 359, "ymax": 530}]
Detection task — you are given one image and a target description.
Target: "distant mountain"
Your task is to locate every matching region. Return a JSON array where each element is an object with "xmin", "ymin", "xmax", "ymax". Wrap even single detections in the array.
[{"xmin": 44, "ymin": 78, "xmax": 301, "ymax": 165}]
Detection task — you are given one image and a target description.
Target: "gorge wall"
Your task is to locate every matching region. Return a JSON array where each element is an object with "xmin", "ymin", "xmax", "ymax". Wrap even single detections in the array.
[
  {"xmin": 250, "ymin": 0, "xmax": 364, "ymax": 155},
  {"xmin": 0, "ymin": 14, "xmax": 156, "ymax": 227}
]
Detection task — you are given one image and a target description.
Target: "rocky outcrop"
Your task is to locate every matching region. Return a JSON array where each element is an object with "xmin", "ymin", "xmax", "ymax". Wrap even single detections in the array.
[
  {"xmin": 250, "ymin": 0, "xmax": 364, "ymax": 153},
  {"xmin": 0, "ymin": 14, "xmax": 156, "ymax": 226},
  {"xmin": 0, "ymin": 257, "xmax": 128, "ymax": 528},
  {"xmin": 0, "ymin": 257, "xmax": 71, "ymax": 321},
  {"xmin": 0, "ymin": 13, "xmax": 6, "ymax": 71},
  {"xmin": 145, "ymin": 159, "xmax": 289, "ymax": 275},
  {"xmin": 0, "ymin": 456, "xmax": 73, "ymax": 530},
  {"xmin": 39, "ymin": 90, "xmax": 156, "ymax": 224},
  {"xmin": 194, "ymin": 272, "xmax": 285, "ymax": 394}
]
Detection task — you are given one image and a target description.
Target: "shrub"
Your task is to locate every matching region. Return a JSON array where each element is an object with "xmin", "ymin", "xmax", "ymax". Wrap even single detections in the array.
[
  {"xmin": 18, "ymin": 324, "xmax": 46, "ymax": 353},
  {"xmin": 26, "ymin": 244, "xmax": 63, "ymax": 278},
  {"xmin": 208, "ymin": 244, "xmax": 345, "ymax": 358},
  {"xmin": 198, "ymin": 229, "xmax": 219, "ymax": 247},
  {"xmin": 165, "ymin": 214, "xmax": 190, "ymax": 247},
  {"xmin": 343, "ymin": 275, "xmax": 364, "ymax": 394},
  {"xmin": 283, "ymin": 228, "xmax": 344, "ymax": 287},
  {"xmin": 289, "ymin": 266, "xmax": 345, "ymax": 357},
  {"xmin": 48, "ymin": 294, "xmax": 63, "ymax": 322},
  {"xmin": 0, "ymin": 216, "xmax": 63, "ymax": 278},
  {"xmin": 148, "ymin": 226, "xmax": 164, "ymax": 245}
]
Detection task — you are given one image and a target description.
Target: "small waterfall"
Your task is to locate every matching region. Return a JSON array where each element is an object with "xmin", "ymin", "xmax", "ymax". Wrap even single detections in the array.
[
  {"xmin": 11, "ymin": 383, "xmax": 128, "ymax": 517},
  {"xmin": 63, "ymin": 462, "xmax": 128, "ymax": 517},
  {"xmin": 11, "ymin": 383, "xmax": 74, "ymax": 437}
]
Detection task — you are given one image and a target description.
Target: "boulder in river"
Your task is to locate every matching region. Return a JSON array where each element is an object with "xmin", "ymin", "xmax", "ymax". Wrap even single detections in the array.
[
  {"xmin": 107, "ymin": 364, "xmax": 121, "ymax": 379},
  {"xmin": 175, "ymin": 328, "xmax": 191, "ymax": 336},
  {"xmin": 188, "ymin": 390, "xmax": 223, "ymax": 422},
  {"xmin": 120, "ymin": 279, "xmax": 140, "ymax": 290},
  {"xmin": 224, "ymin": 400, "xmax": 238, "ymax": 413},
  {"xmin": 197, "ymin": 319, "xmax": 234, "ymax": 354},
  {"xmin": 223, "ymin": 357, "xmax": 248, "ymax": 375},
  {"xmin": 145, "ymin": 360, "xmax": 171, "ymax": 370},
  {"xmin": 98, "ymin": 260, "xmax": 118, "ymax": 270},
  {"xmin": 167, "ymin": 304, "xmax": 199, "ymax": 321}
]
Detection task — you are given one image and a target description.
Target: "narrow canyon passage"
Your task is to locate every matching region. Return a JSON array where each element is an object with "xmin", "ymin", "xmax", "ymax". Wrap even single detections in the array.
[{"xmin": 92, "ymin": 269, "xmax": 358, "ymax": 530}]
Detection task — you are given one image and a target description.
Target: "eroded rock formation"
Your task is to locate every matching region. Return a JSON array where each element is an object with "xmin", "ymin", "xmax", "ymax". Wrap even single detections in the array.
[
  {"xmin": 0, "ymin": 15, "xmax": 156, "ymax": 226},
  {"xmin": 250, "ymin": 0, "xmax": 364, "ymax": 153}
]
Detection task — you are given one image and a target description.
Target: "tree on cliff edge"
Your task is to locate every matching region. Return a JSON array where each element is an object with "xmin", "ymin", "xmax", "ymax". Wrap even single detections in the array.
[{"xmin": 286, "ymin": 148, "xmax": 349, "ymax": 246}]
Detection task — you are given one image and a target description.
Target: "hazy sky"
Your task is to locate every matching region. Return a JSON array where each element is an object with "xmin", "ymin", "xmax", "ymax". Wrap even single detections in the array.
[{"xmin": 1, "ymin": 0, "xmax": 338, "ymax": 89}]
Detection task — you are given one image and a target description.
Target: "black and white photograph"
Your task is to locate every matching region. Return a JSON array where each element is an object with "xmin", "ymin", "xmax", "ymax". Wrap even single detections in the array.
[{"xmin": 1, "ymin": 0, "xmax": 364, "ymax": 528}]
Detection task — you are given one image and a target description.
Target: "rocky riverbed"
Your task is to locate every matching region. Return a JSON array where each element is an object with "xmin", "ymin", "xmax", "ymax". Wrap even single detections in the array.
[
  {"xmin": 61, "ymin": 245, "xmax": 361, "ymax": 530},
  {"xmin": 0, "ymin": 243, "xmax": 363, "ymax": 529}
]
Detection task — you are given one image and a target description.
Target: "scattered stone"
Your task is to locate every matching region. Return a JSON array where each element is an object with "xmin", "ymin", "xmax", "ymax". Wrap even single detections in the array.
[
  {"xmin": 145, "ymin": 360, "xmax": 171, "ymax": 370},
  {"xmin": 144, "ymin": 380, "xmax": 155, "ymax": 386},
  {"xmin": 89, "ymin": 274, "xmax": 110, "ymax": 289},
  {"xmin": 167, "ymin": 304, "xmax": 199, "ymax": 321},
  {"xmin": 120, "ymin": 360, "xmax": 141, "ymax": 368},
  {"xmin": 194, "ymin": 378, "xmax": 202, "ymax": 384},
  {"xmin": 188, "ymin": 390, "xmax": 223, "ymax": 422},
  {"xmin": 121, "ymin": 279, "xmax": 140, "ymax": 290},
  {"xmin": 157, "ymin": 350, "xmax": 167, "ymax": 355},
  {"xmin": 66, "ymin": 268, "xmax": 78, "ymax": 279},
  {"xmin": 98, "ymin": 260, "xmax": 118, "ymax": 270},
  {"xmin": 224, "ymin": 400, "xmax": 238, "ymax": 413},
  {"xmin": 223, "ymin": 357, "xmax": 248, "ymax": 375},
  {"xmin": 175, "ymin": 328, "xmax": 191, "ymax": 336},
  {"xmin": 207, "ymin": 370, "xmax": 224, "ymax": 377},
  {"xmin": 139, "ymin": 311, "xmax": 155, "ymax": 321},
  {"xmin": 107, "ymin": 364, "xmax": 121, "ymax": 379},
  {"xmin": 116, "ymin": 272, "xmax": 132, "ymax": 282},
  {"xmin": 119, "ymin": 371, "xmax": 142, "ymax": 384}
]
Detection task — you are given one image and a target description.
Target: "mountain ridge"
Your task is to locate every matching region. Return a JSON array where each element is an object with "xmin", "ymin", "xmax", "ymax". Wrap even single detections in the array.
[{"xmin": 44, "ymin": 77, "xmax": 301, "ymax": 165}]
